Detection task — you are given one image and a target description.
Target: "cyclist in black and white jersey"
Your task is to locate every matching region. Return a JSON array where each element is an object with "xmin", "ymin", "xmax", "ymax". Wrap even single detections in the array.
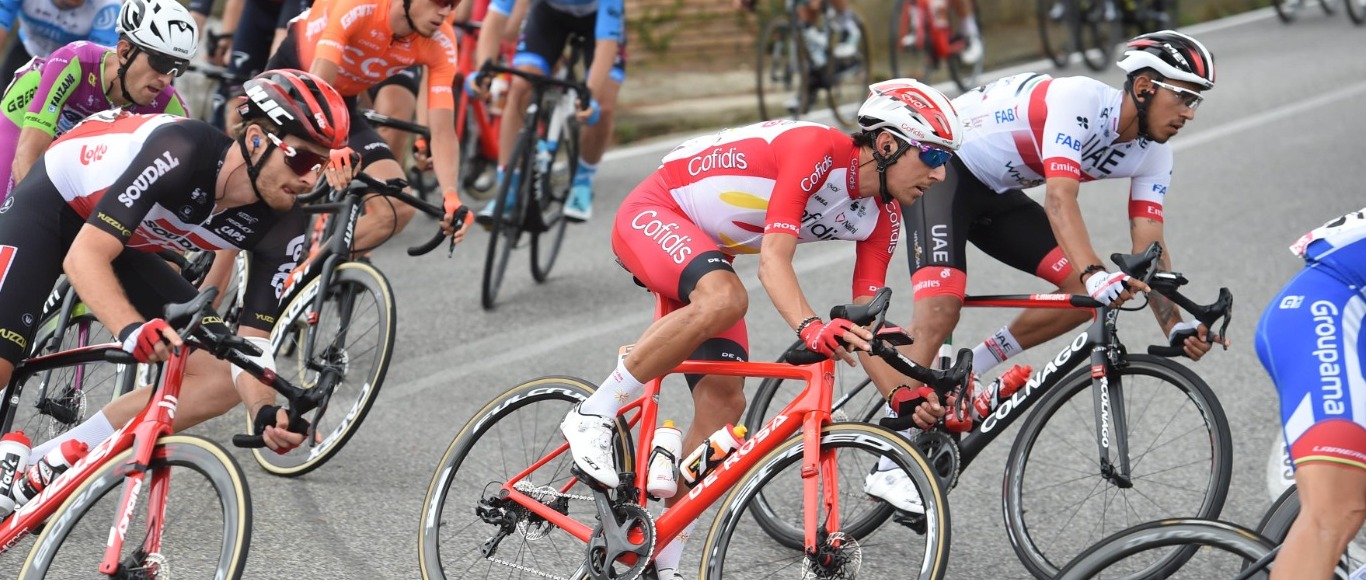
[{"xmin": 0, "ymin": 69, "xmax": 348, "ymax": 458}]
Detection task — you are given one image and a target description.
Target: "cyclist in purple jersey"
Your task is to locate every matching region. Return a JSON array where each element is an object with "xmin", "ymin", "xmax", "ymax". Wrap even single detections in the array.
[{"xmin": 0, "ymin": 0, "xmax": 195, "ymax": 198}]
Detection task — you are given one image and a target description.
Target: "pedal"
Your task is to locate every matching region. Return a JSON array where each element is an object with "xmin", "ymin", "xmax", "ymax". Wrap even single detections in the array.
[{"xmin": 891, "ymin": 509, "xmax": 927, "ymax": 535}]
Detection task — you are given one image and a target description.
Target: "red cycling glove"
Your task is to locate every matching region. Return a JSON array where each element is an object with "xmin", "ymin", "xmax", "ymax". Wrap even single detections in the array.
[
  {"xmin": 118, "ymin": 319, "xmax": 173, "ymax": 363},
  {"xmin": 798, "ymin": 317, "xmax": 854, "ymax": 357}
]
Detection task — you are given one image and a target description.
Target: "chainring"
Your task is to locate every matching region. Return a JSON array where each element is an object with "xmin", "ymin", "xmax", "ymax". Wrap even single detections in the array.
[
  {"xmin": 586, "ymin": 503, "xmax": 655, "ymax": 580},
  {"xmin": 910, "ymin": 430, "xmax": 962, "ymax": 490}
]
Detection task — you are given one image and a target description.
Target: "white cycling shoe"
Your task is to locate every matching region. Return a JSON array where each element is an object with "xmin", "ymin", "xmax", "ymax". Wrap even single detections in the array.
[
  {"xmin": 560, "ymin": 405, "xmax": 620, "ymax": 487},
  {"xmin": 863, "ymin": 468, "xmax": 925, "ymax": 514}
]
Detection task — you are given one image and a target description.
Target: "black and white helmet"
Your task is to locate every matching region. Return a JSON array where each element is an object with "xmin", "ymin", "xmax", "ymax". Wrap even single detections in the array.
[
  {"xmin": 117, "ymin": 0, "xmax": 199, "ymax": 60},
  {"xmin": 1116, "ymin": 30, "xmax": 1215, "ymax": 90}
]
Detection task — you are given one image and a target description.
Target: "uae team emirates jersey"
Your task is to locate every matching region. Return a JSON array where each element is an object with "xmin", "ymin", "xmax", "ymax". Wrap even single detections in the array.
[{"xmin": 656, "ymin": 120, "xmax": 900, "ymax": 297}]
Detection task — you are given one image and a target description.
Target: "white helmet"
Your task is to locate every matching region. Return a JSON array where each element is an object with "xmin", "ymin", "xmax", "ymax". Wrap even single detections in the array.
[
  {"xmin": 1116, "ymin": 30, "xmax": 1215, "ymax": 90},
  {"xmin": 857, "ymin": 79, "xmax": 963, "ymax": 151},
  {"xmin": 117, "ymin": 0, "xmax": 199, "ymax": 60}
]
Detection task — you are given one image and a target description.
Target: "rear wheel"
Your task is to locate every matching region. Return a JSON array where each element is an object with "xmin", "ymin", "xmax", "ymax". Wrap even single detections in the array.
[
  {"xmin": 1077, "ymin": 0, "xmax": 1122, "ymax": 72},
  {"xmin": 482, "ymin": 129, "xmax": 534, "ymax": 310},
  {"xmin": 1054, "ymin": 519, "xmax": 1278, "ymax": 580},
  {"xmin": 1038, "ymin": 0, "xmax": 1075, "ymax": 68},
  {"xmin": 1346, "ymin": 0, "xmax": 1365, "ymax": 24},
  {"xmin": 756, "ymin": 18, "xmax": 811, "ymax": 121},
  {"xmin": 946, "ymin": 0, "xmax": 985, "ymax": 92},
  {"xmin": 10, "ymin": 311, "xmax": 132, "ymax": 449},
  {"xmin": 821, "ymin": 12, "xmax": 872, "ymax": 130},
  {"xmin": 1255, "ymin": 486, "xmax": 1366, "ymax": 575},
  {"xmin": 530, "ymin": 92, "xmax": 578, "ymax": 283},
  {"xmin": 889, "ymin": 0, "xmax": 931, "ymax": 78},
  {"xmin": 1274, "ymin": 0, "xmax": 1306, "ymax": 22},
  {"xmin": 20, "ymin": 435, "xmax": 251, "ymax": 580}
]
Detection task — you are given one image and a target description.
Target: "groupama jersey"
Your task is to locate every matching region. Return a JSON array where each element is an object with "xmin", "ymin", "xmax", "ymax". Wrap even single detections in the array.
[
  {"xmin": 954, "ymin": 72, "xmax": 1173, "ymax": 222},
  {"xmin": 0, "ymin": 0, "xmax": 119, "ymax": 59},
  {"xmin": 654, "ymin": 120, "xmax": 899, "ymax": 298}
]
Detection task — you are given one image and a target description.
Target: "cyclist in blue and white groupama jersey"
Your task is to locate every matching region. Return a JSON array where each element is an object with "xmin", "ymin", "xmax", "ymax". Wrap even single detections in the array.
[{"xmin": 0, "ymin": 0, "xmax": 120, "ymax": 81}]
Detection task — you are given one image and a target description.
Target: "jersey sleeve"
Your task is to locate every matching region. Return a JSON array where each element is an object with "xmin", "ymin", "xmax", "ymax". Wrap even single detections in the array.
[
  {"xmin": 850, "ymin": 200, "xmax": 899, "ymax": 299},
  {"xmin": 762, "ymin": 126, "xmax": 839, "ymax": 237},
  {"xmin": 595, "ymin": 0, "xmax": 625, "ymax": 44},
  {"xmin": 421, "ymin": 25, "xmax": 459, "ymax": 110},
  {"xmin": 312, "ymin": 0, "xmax": 366, "ymax": 71},
  {"xmin": 87, "ymin": 2, "xmax": 120, "ymax": 46},
  {"xmin": 22, "ymin": 47, "xmax": 82, "ymax": 136},
  {"xmin": 487, "ymin": 0, "xmax": 515, "ymax": 16},
  {"xmin": 240, "ymin": 209, "xmax": 307, "ymax": 332},
  {"xmin": 1037, "ymin": 81, "xmax": 1100, "ymax": 182},
  {"xmin": 1127, "ymin": 143, "xmax": 1172, "ymax": 222},
  {"xmin": 159, "ymin": 87, "xmax": 190, "ymax": 118},
  {"xmin": 85, "ymin": 122, "xmax": 201, "ymax": 242}
]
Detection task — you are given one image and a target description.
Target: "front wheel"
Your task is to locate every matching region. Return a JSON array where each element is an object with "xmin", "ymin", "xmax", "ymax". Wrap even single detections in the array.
[
  {"xmin": 1077, "ymin": 0, "xmax": 1122, "ymax": 71},
  {"xmin": 20, "ymin": 435, "xmax": 252, "ymax": 579},
  {"xmin": 1038, "ymin": 0, "xmax": 1075, "ymax": 68},
  {"xmin": 1346, "ymin": 0, "xmax": 1365, "ymax": 24},
  {"xmin": 756, "ymin": 18, "xmax": 809, "ymax": 121},
  {"xmin": 1274, "ymin": 0, "xmax": 1306, "ymax": 22},
  {"xmin": 418, "ymin": 376, "xmax": 634, "ymax": 580},
  {"xmin": 530, "ymin": 97, "xmax": 579, "ymax": 284},
  {"xmin": 1002, "ymin": 354, "xmax": 1233, "ymax": 578},
  {"xmin": 482, "ymin": 129, "xmax": 534, "ymax": 310},
  {"xmin": 254, "ymin": 261, "xmax": 397, "ymax": 476},
  {"xmin": 1055, "ymin": 519, "xmax": 1278, "ymax": 580},
  {"xmin": 946, "ymin": 0, "xmax": 986, "ymax": 92},
  {"xmin": 821, "ymin": 12, "xmax": 872, "ymax": 130},
  {"xmin": 699, "ymin": 423, "xmax": 951, "ymax": 579},
  {"xmin": 1255, "ymin": 486, "xmax": 1366, "ymax": 574}
]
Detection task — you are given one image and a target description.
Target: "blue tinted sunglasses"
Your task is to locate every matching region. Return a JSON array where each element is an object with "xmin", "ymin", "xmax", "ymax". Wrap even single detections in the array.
[{"xmin": 908, "ymin": 139, "xmax": 953, "ymax": 169}]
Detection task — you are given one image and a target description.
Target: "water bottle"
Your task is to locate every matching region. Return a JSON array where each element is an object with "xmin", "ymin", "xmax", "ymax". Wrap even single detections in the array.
[
  {"xmin": 971, "ymin": 365, "xmax": 1033, "ymax": 420},
  {"xmin": 679, "ymin": 424, "xmax": 747, "ymax": 486},
  {"xmin": 0, "ymin": 431, "xmax": 32, "ymax": 518},
  {"xmin": 13, "ymin": 439, "xmax": 88, "ymax": 507},
  {"xmin": 646, "ymin": 420, "xmax": 683, "ymax": 499}
]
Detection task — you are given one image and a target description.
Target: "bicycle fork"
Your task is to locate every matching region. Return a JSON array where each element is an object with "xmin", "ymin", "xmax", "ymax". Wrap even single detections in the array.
[{"xmin": 1089, "ymin": 346, "xmax": 1134, "ymax": 488}]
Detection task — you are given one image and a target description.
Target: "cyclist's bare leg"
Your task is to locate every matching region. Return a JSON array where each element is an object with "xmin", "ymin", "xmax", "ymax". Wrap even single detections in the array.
[
  {"xmin": 621, "ymin": 272, "xmax": 748, "ymax": 383},
  {"xmin": 577, "ymin": 73, "xmax": 619, "ymax": 167},
  {"xmin": 100, "ymin": 350, "xmax": 240, "ymax": 430},
  {"xmin": 900, "ymin": 293, "xmax": 963, "ymax": 387},
  {"xmin": 496, "ymin": 66, "xmax": 538, "ymax": 169},
  {"xmin": 354, "ymin": 158, "xmax": 418, "ymax": 252},
  {"xmin": 374, "ymin": 84, "xmax": 418, "ymax": 160},
  {"xmin": 1270, "ymin": 463, "xmax": 1366, "ymax": 580}
]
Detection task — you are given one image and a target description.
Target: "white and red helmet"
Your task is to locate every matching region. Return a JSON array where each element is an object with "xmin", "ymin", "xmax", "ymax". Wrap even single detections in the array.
[{"xmin": 857, "ymin": 79, "xmax": 963, "ymax": 151}]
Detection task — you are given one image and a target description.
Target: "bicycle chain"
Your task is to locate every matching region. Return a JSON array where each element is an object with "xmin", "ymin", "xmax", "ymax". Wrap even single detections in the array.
[
  {"xmin": 487, "ymin": 556, "xmax": 575, "ymax": 580},
  {"xmin": 481, "ymin": 482, "xmax": 599, "ymax": 580}
]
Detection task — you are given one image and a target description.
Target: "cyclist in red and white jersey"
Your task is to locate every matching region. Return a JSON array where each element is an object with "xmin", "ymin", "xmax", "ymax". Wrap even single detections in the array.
[
  {"xmin": 559, "ymin": 79, "xmax": 960, "ymax": 580},
  {"xmin": 895, "ymin": 32, "xmax": 1227, "ymax": 457},
  {"xmin": 2, "ymin": 70, "xmax": 347, "ymax": 460}
]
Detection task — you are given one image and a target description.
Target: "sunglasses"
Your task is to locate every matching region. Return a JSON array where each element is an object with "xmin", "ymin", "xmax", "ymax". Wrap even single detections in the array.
[
  {"xmin": 1149, "ymin": 79, "xmax": 1204, "ymax": 111},
  {"xmin": 907, "ymin": 139, "xmax": 953, "ymax": 169},
  {"xmin": 428, "ymin": 0, "xmax": 457, "ymax": 8},
  {"xmin": 144, "ymin": 51, "xmax": 189, "ymax": 78},
  {"xmin": 267, "ymin": 133, "xmax": 328, "ymax": 177}
]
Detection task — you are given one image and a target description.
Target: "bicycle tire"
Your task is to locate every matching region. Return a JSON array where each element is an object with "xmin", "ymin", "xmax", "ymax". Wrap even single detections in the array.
[
  {"xmin": 1003, "ymin": 354, "xmax": 1233, "ymax": 579},
  {"xmin": 946, "ymin": 0, "xmax": 985, "ymax": 92},
  {"xmin": 1055, "ymin": 519, "xmax": 1277, "ymax": 580},
  {"xmin": 1274, "ymin": 0, "xmax": 1304, "ymax": 22},
  {"xmin": 253, "ymin": 262, "xmax": 397, "ymax": 476},
  {"xmin": 1038, "ymin": 0, "xmax": 1075, "ymax": 68},
  {"xmin": 1078, "ymin": 0, "xmax": 1122, "ymax": 71},
  {"xmin": 1320, "ymin": 0, "xmax": 1340, "ymax": 14},
  {"xmin": 888, "ymin": 0, "xmax": 928, "ymax": 78},
  {"xmin": 20, "ymin": 435, "xmax": 252, "ymax": 580},
  {"xmin": 822, "ymin": 12, "xmax": 871, "ymax": 131},
  {"xmin": 8, "ymin": 312, "xmax": 133, "ymax": 448},
  {"xmin": 530, "ymin": 94, "xmax": 578, "ymax": 284},
  {"xmin": 1346, "ymin": 0, "xmax": 1365, "ymax": 24},
  {"xmin": 417, "ymin": 376, "xmax": 634, "ymax": 580},
  {"xmin": 698, "ymin": 422, "xmax": 951, "ymax": 580},
  {"xmin": 481, "ymin": 128, "xmax": 534, "ymax": 310},
  {"xmin": 1255, "ymin": 486, "xmax": 1366, "ymax": 575},
  {"xmin": 755, "ymin": 18, "xmax": 803, "ymax": 121}
]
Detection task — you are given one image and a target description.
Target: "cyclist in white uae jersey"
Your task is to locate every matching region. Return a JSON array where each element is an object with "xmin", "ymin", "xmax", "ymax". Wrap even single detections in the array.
[
  {"xmin": 892, "ymin": 33, "xmax": 1227, "ymax": 454},
  {"xmin": 1256, "ymin": 208, "xmax": 1366, "ymax": 580},
  {"xmin": 559, "ymin": 79, "xmax": 960, "ymax": 580}
]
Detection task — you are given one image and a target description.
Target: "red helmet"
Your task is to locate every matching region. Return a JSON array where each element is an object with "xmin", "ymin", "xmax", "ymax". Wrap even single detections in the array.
[
  {"xmin": 858, "ymin": 79, "xmax": 963, "ymax": 151},
  {"xmin": 239, "ymin": 69, "xmax": 349, "ymax": 150}
]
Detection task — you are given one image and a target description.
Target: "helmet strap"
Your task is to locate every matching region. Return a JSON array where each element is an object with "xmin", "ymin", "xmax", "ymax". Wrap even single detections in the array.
[
  {"xmin": 1125, "ymin": 75, "xmax": 1157, "ymax": 141},
  {"xmin": 401, "ymin": 0, "xmax": 418, "ymax": 37},
  {"xmin": 113, "ymin": 45, "xmax": 140, "ymax": 106},
  {"xmin": 237, "ymin": 130, "xmax": 275, "ymax": 203},
  {"xmin": 869, "ymin": 133, "xmax": 912, "ymax": 204}
]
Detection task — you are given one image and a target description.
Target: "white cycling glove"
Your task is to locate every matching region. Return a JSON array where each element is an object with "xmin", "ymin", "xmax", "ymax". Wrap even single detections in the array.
[{"xmin": 1085, "ymin": 270, "xmax": 1131, "ymax": 304}]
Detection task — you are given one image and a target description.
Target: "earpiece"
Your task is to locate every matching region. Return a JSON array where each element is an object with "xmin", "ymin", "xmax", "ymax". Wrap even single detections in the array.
[{"xmin": 253, "ymin": 137, "xmax": 261, "ymax": 147}]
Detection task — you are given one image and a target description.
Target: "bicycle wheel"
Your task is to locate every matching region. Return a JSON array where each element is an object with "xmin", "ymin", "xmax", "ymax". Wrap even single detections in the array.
[
  {"xmin": 946, "ymin": 0, "xmax": 985, "ymax": 92},
  {"xmin": 254, "ymin": 261, "xmax": 396, "ymax": 476},
  {"xmin": 20, "ymin": 435, "xmax": 251, "ymax": 579},
  {"xmin": 1320, "ymin": 0, "xmax": 1340, "ymax": 14},
  {"xmin": 1038, "ymin": 0, "xmax": 1075, "ymax": 68},
  {"xmin": 822, "ymin": 13, "xmax": 872, "ymax": 130},
  {"xmin": 9, "ymin": 312, "xmax": 133, "ymax": 448},
  {"xmin": 529, "ymin": 94, "xmax": 578, "ymax": 284},
  {"xmin": 418, "ymin": 376, "xmax": 634, "ymax": 580},
  {"xmin": 1002, "ymin": 354, "xmax": 1233, "ymax": 578},
  {"xmin": 1078, "ymin": 0, "xmax": 1122, "ymax": 71},
  {"xmin": 1346, "ymin": 0, "xmax": 1365, "ymax": 24},
  {"xmin": 482, "ymin": 129, "xmax": 533, "ymax": 310},
  {"xmin": 889, "ymin": 0, "xmax": 930, "ymax": 78},
  {"xmin": 756, "ymin": 18, "xmax": 809, "ymax": 121},
  {"xmin": 699, "ymin": 423, "xmax": 950, "ymax": 579},
  {"xmin": 1055, "ymin": 519, "xmax": 1279, "ymax": 580},
  {"xmin": 1274, "ymin": 0, "xmax": 1305, "ymax": 22},
  {"xmin": 1256, "ymin": 486, "xmax": 1366, "ymax": 575}
]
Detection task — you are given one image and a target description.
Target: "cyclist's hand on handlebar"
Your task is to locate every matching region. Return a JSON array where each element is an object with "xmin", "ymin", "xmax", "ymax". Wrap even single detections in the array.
[
  {"xmin": 1085, "ymin": 270, "xmax": 1149, "ymax": 306},
  {"xmin": 464, "ymin": 69, "xmax": 490, "ymax": 100},
  {"xmin": 800, "ymin": 317, "xmax": 868, "ymax": 366},
  {"xmin": 882, "ymin": 386, "xmax": 946, "ymax": 431},
  {"xmin": 576, "ymin": 98, "xmax": 601, "ymax": 126},
  {"xmin": 207, "ymin": 30, "xmax": 234, "ymax": 67},
  {"xmin": 412, "ymin": 137, "xmax": 433, "ymax": 171},
  {"xmin": 118, "ymin": 319, "xmax": 182, "ymax": 363},
  {"xmin": 252, "ymin": 405, "xmax": 314, "ymax": 454},
  {"xmin": 1168, "ymin": 321, "xmax": 1227, "ymax": 361},
  {"xmin": 441, "ymin": 189, "xmax": 474, "ymax": 243},
  {"xmin": 323, "ymin": 147, "xmax": 360, "ymax": 191}
]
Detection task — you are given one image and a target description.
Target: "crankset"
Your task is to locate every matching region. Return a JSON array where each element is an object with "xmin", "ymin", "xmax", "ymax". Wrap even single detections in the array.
[
  {"xmin": 585, "ymin": 489, "xmax": 655, "ymax": 580},
  {"xmin": 910, "ymin": 430, "xmax": 962, "ymax": 490}
]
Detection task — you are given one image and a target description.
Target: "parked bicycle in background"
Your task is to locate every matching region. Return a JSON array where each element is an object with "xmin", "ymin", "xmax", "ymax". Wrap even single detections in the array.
[
  {"xmin": 1274, "ymin": 0, "xmax": 1365, "ymax": 24},
  {"xmin": 749, "ymin": 0, "xmax": 871, "ymax": 130},
  {"xmin": 888, "ymin": 0, "xmax": 984, "ymax": 93}
]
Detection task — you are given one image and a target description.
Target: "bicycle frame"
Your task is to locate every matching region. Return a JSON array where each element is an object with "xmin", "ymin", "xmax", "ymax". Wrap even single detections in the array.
[
  {"xmin": 900, "ymin": 0, "xmax": 963, "ymax": 60},
  {"xmin": 0, "ymin": 342, "xmax": 180, "ymax": 573},
  {"xmin": 454, "ymin": 21, "xmax": 501, "ymax": 164}
]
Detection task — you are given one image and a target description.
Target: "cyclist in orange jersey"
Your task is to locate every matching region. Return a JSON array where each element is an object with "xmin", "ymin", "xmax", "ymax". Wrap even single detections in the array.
[{"xmin": 269, "ymin": 0, "xmax": 473, "ymax": 254}]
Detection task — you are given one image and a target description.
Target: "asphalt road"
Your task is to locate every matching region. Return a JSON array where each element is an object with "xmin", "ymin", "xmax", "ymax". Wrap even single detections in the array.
[{"xmin": 8, "ymin": 8, "xmax": 1365, "ymax": 579}]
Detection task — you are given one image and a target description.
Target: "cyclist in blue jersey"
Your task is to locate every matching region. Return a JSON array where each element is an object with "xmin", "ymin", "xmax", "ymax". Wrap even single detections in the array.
[
  {"xmin": 0, "ymin": 0, "xmax": 120, "ymax": 81},
  {"xmin": 1256, "ymin": 208, "xmax": 1366, "ymax": 580},
  {"xmin": 468, "ymin": 0, "xmax": 624, "ymax": 223}
]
